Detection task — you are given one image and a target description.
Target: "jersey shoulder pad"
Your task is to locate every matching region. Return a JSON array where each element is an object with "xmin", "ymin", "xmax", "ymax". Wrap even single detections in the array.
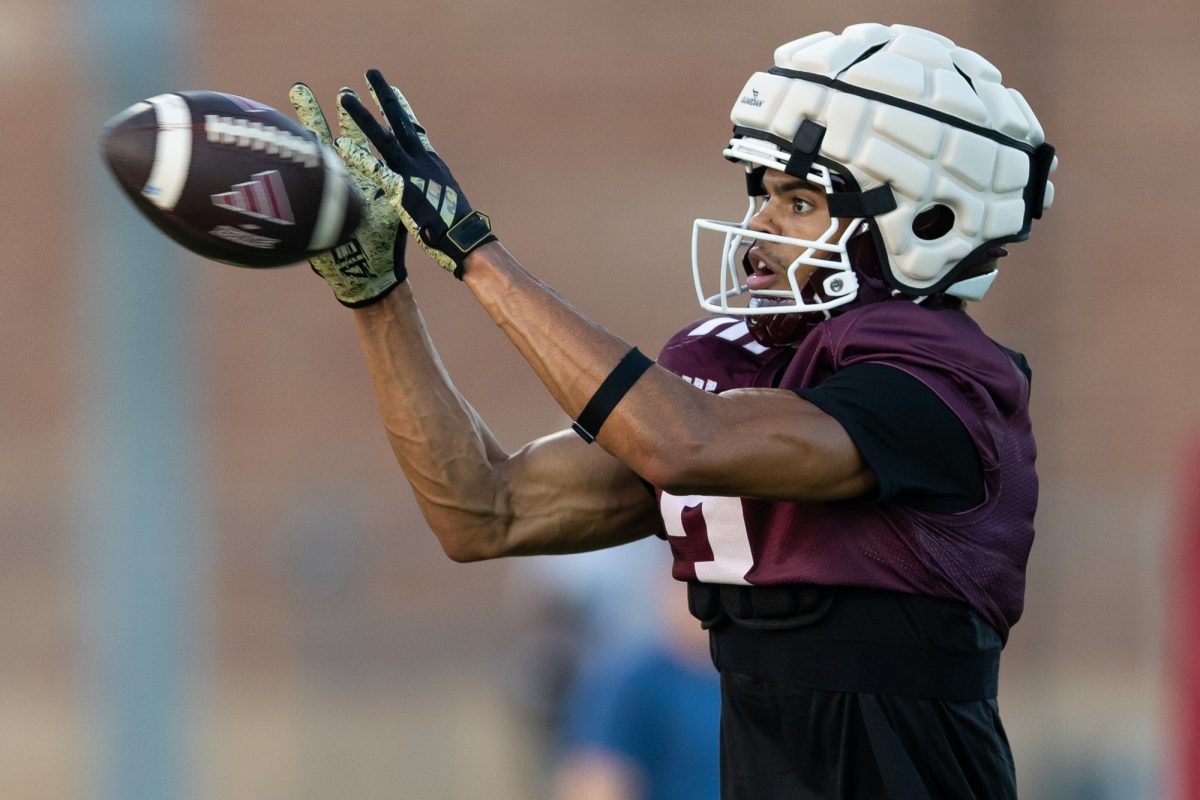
[{"xmin": 658, "ymin": 317, "xmax": 788, "ymax": 394}]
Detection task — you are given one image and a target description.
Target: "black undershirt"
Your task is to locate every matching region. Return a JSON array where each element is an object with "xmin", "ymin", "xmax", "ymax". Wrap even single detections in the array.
[{"xmin": 795, "ymin": 362, "xmax": 986, "ymax": 514}]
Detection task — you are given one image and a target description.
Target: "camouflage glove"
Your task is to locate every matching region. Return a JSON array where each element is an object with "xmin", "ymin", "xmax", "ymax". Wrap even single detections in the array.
[
  {"xmin": 289, "ymin": 82, "xmax": 404, "ymax": 307},
  {"xmin": 340, "ymin": 69, "xmax": 496, "ymax": 280}
]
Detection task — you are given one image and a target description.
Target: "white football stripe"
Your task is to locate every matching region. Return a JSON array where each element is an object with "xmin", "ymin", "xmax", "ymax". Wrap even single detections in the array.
[
  {"xmin": 687, "ymin": 317, "xmax": 738, "ymax": 336},
  {"xmin": 716, "ymin": 321, "xmax": 751, "ymax": 341},
  {"xmin": 308, "ymin": 143, "xmax": 348, "ymax": 251},
  {"xmin": 142, "ymin": 93, "xmax": 192, "ymax": 212}
]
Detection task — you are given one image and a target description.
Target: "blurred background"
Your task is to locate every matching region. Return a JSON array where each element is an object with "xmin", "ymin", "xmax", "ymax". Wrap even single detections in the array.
[{"xmin": 3, "ymin": 0, "xmax": 1198, "ymax": 797}]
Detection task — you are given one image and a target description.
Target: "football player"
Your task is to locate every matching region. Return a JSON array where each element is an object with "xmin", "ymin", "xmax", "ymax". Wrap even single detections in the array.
[{"xmin": 290, "ymin": 22, "xmax": 1055, "ymax": 799}]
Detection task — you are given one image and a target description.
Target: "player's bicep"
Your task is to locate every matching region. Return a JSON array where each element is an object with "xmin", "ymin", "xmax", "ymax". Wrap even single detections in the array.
[
  {"xmin": 665, "ymin": 388, "xmax": 877, "ymax": 502},
  {"xmin": 495, "ymin": 428, "xmax": 664, "ymax": 556}
]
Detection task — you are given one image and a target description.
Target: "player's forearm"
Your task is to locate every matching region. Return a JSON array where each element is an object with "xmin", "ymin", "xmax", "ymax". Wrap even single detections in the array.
[
  {"xmin": 461, "ymin": 243, "xmax": 717, "ymax": 488},
  {"xmin": 462, "ymin": 245, "xmax": 630, "ymax": 415},
  {"xmin": 353, "ymin": 285, "xmax": 514, "ymax": 560}
]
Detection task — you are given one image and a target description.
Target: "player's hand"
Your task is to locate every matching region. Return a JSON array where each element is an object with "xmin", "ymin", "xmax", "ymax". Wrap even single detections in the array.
[
  {"xmin": 289, "ymin": 82, "xmax": 405, "ymax": 307},
  {"xmin": 340, "ymin": 69, "xmax": 496, "ymax": 280}
]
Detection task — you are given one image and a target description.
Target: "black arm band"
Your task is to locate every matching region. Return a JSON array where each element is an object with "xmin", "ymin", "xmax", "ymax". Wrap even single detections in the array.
[{"xmin": 571, "ymin": 347, "xmax": 655, "ymax": 444}]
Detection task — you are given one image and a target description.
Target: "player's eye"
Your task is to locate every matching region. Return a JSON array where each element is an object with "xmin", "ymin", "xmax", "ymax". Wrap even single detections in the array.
[{"xmin": 793, "ymin": 197, "xmax": 815, "ymax": 214}]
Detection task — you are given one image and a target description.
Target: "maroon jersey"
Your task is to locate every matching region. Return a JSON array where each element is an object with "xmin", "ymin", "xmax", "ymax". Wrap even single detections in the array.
[{"xmin": 654, "ymin": 299, "xmax": 1037, "ymax": 638}]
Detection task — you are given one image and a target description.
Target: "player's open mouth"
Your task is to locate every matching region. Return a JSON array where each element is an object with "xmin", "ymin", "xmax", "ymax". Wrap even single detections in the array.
[{"xmin": 744, "ymin": 247, "xmax": 779, "ymax": 291}]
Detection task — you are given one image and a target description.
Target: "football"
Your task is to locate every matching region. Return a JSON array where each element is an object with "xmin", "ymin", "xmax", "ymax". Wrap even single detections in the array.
[{"xmin": 100, "ymin": 90, "xmax": 362, "ymax": 268}]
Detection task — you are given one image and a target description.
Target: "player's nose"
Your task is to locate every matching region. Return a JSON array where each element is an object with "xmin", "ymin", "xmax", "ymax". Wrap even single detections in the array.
[{"xmin": 746, "ymin": 199, "xmax": 781, "ymax": 236}]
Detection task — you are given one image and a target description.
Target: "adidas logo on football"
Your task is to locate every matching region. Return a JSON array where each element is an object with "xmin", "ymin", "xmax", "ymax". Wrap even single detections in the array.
[{"xmin": 211, "ymin": 170, "xmax": 295, "ymax": 225}]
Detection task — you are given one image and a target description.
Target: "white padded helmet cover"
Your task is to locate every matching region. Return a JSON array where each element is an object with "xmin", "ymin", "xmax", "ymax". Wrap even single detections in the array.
[{"xmin": 726, "ymin": 23, "xmax": 1057, "ymax": 294}]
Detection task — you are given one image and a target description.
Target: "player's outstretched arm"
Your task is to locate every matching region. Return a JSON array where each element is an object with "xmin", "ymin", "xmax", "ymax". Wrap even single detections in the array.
[
  {"xmin": 340, "ymin": 69, "xmax": 875, "ymax": 504},
  {"xmin": 292, "ymin": 82, "xmax": 662, "ymax": 560},
  {"xmin": 354, "ymin": 286, "xmax": 664, "ymax": 561}
]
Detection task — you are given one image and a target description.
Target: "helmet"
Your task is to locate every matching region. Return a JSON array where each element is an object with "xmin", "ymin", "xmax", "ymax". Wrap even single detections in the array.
[{"xmin": 692, "ymin": 23, "xmax": 1058, "ymax": 341}]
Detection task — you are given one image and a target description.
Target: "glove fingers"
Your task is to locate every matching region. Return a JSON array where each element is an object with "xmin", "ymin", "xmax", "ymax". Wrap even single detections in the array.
[
  {"xmin": 364, "ymin": 69, "xmax": 431, "ymax": 156},
  {"xmin": 288, "ymin": 82, "xmax": 334, "ymax": 146},
  {"xmin": 394, "ymin": 86, "xmax": 436, "ymax": 154},
  {"xmin": 339, "ymin": 91, "xmax": 407, "ymax": 164},
  {"xmin": 335, "ymin": 88, "xmax": 372, "ymax": 151}
]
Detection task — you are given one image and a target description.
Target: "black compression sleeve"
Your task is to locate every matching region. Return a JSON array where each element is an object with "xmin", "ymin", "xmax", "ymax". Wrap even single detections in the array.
[{"xmin": 795, "ymin": 363, "xmax": 984, "ymax": 513}]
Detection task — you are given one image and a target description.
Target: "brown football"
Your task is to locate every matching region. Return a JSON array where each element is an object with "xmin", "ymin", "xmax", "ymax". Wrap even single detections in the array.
[{"xmin": 100, "ymin": 90, "xmax": 361, "ymax": 268}]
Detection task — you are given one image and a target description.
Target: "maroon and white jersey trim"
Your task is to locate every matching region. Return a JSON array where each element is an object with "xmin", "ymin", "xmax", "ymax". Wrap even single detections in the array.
[{"xmin": 687, "ymin": 318, "xmax": 772, "ymax": 355}]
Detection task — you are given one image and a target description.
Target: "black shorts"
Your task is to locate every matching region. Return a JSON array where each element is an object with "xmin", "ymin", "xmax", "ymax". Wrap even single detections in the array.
[{"xmin": 697, "ymin": 585, "xmax": 1018, "ymax": 800}]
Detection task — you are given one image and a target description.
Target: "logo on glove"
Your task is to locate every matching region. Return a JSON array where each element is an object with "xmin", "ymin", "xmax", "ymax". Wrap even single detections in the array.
[{"xmin": 333, "ymin": 239, "xmax": 375, "ymax": 278}]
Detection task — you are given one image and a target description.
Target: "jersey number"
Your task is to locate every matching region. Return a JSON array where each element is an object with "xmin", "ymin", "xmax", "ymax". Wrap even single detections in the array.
[{"xmin": 660, "ymin": 492, "xmax": 753, "ymax": 584}]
